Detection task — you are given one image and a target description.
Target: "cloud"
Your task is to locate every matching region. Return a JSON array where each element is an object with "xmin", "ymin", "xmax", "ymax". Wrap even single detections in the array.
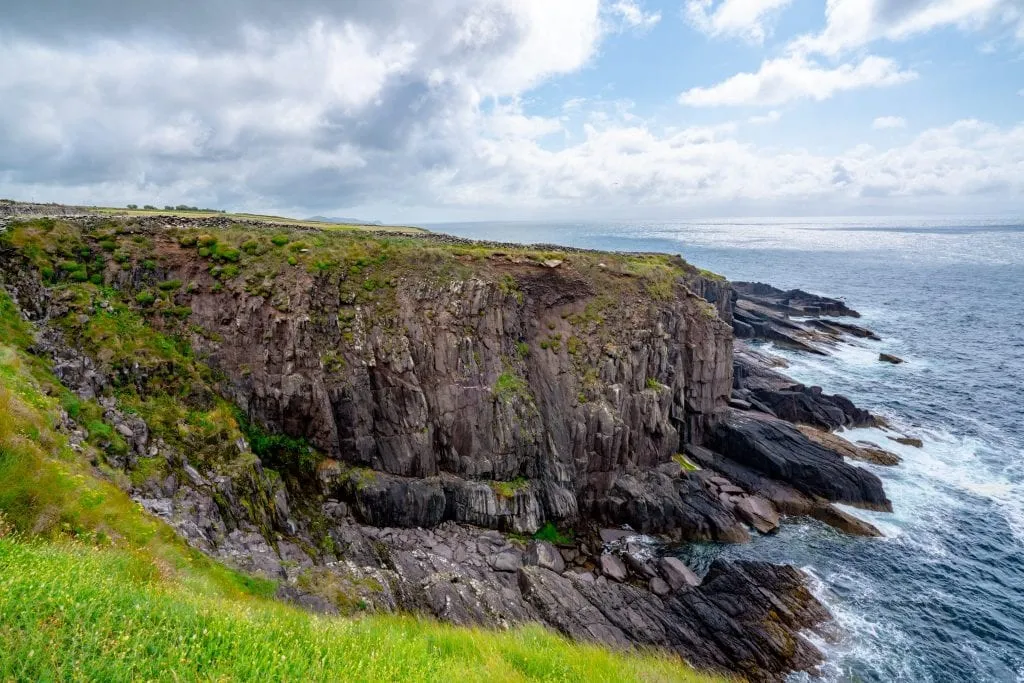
[
  {"xmin": 424, "ymin": 118, "xmax": 1024, "ymax": 214},
  {"xmin": 679, "ymin": 55, "xmax": 917, "ymax": 107},
  {"xmin": 607, "ymin": 0, "xmax": 661, "ymax": 32},
  {"xmin": 873, "ymin": 116, "xmax": 908, "ymax": 129},
  {"xmin": 0, "ymin": 0, "xmax": 607, "ymax": 212},
  {"xmin": 791, "ymin": 0, "xmax": 1023, "ymax": 57},
  {"xmin": 748, "ymin": 110, "xmax": 782, "ymax": 125},
  {"xmin": 0, "ymin": 0, "xmax": 1021, "ymax": 218},
  {"xmin": 685, "ymin": 0, "xmax": 794, "ymax": 43}
]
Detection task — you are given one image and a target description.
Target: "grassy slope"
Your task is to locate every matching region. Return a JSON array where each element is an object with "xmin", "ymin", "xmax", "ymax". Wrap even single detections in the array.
[
  {"xmin": 0, "ymin": 281, "xmax": 720, "ymax": 680},
  {"xmin": 0, "ymin": 539, "xmax": 717, "ymax": 682}
]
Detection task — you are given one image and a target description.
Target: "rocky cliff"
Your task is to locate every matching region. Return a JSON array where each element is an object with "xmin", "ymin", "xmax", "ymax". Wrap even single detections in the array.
[{"xmin": 0, "ymin": 208, "xmax": 901, "ymax": 681}]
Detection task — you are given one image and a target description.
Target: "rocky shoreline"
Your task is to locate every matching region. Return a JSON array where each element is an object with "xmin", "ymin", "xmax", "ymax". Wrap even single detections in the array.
[{"xmin": 0, "ymin": 207, "xmax": 908, "ymax": 681}]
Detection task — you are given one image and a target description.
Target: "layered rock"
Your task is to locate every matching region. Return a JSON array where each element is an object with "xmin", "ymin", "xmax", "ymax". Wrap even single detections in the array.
[
  {"xmin": 157, "ymin": 233, "xmax": 735, "ymax": 536},
  {"xmin": 707, "ymin": 412, "xmax": 891, "ymax": 511}
]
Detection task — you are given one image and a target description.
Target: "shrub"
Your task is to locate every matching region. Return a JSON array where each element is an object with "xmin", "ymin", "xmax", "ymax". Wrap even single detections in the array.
[
  {"xmin": 534, "ymin": 522, "xmax": 574, "ymax": 545},
  {"xmin": 234, "ymin": 410, "xmax": 320, "ymax": 477},
  {"xmin": 197, "ymin": 234, "xmax": 217, "ymax": 248},
  {"xmin": 158, "ymin": 279, "xmax": 182, "ymax": 291},
  {"xmin": 214, "ymin": 245, "xmax": 241, "ymax": 263},
  {"xmin": 271, "ymin": 234, "xmax": 290, "ymax": 247},
  {"xmin": 135, "ymin": 291, "xmax": 156, "ymax": 306},
  {"xmin": 99, "ymin": 239, "xmax": 117, "ymax": 252},
  {"xmin": 178, "ymin": 234, "xmax": 198, "ymax": 247}
]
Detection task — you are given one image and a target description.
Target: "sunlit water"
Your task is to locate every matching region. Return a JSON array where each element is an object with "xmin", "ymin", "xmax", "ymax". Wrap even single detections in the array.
[{"xmin": 429, "ymin": 217, "xmax": 1024, "ymax": 682}]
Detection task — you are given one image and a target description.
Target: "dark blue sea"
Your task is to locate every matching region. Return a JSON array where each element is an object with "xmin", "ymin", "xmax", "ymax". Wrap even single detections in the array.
[{"xmin": 428, "ymin": 217, "xmax": 1024, "ymax": 682}]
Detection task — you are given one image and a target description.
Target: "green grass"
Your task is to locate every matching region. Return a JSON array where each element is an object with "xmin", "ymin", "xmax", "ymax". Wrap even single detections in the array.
[
  {"xmin": 494, "ymin": 371, "xmax": 531, "ymax": 403},
  {"xmin": 672, "ymin": 453, "xmax": 701, "ymax": 472},
  {"xmin": 490, "ymin": 477, "xmax": 529, "ymax": 499},
  {"xmin": 0, "ymin": 538, "xmax": 717, "ymax": 682},
  {"xmin": 533, "ymin": 522, "xmax": 575, "ymax": 546}
]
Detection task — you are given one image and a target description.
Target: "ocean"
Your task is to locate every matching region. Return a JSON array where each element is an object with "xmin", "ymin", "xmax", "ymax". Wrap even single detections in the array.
[{"xmin": 427, "ymin": 217, "xmax": 1024, "ymax": 682}]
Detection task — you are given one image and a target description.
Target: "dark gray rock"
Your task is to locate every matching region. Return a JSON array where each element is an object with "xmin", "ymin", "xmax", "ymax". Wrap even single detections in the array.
[
  {"xmin": 524, "ymin": 541, "xmax": 566, "ymax": 574},
  {"xmin": 707, "ymin": 412, "xmax": 891, "ymax": 511},
  {"xmin": 599, "ymin": 553, "xmax": 628, "ymax": 582},
  {"xmin": 659, "ymin": 556, "xmax": 701, "ymax": 591},
  {"xmin": 488, "ymin": 550, "xmax": 522, "ymax": 572},
  {"xmin": 735, "ymin": 495, "xmax": 781, "ymax": 534}
]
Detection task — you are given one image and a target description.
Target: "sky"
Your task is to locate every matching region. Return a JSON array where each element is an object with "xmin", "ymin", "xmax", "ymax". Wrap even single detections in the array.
[{"xmin": 1, "ymin": 0, "xmax": 1022, "ymax": 223}]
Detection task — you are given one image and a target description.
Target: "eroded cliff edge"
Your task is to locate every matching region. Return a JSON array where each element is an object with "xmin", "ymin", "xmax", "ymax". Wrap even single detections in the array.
[{"xmin": 0, "ymin": 211, "xmax": 899, "ymax": 681}]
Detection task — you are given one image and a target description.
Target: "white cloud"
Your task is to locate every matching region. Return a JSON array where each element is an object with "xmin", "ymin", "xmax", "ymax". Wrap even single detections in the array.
[
  {"xmin": 679, "ymin": 55, "xmax": 917, "ymax": 107},
  {"xmin": 608, "ymin": 0, "xmax": 661, "ymax": 32},
  {"xmin": 685, "ymin": 0, "xmax": 794, "ymax": 43},
  {"xmin": 0, "ymin": 0, "xmax": 1021, "ymax": 218},
  {"xmin": 792, "ymin": 0, "xmax": 1023, "ymax": 57},
  {"xmin": 748, "ymin": 110, "xmax": 781, "ymax": 125},
  {"xmin": 423, "ymin": 118, "xmax": 1024, "ymax": 214},
  {"xmin": 873, "ymin": 116, "xmax": 908, "ymax": 129}
]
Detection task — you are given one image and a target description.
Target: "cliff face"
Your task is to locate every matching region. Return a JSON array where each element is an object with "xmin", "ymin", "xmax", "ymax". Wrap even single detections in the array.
[{"xmin": 139, "ymin": 229, "xmax": 734, "ymax": 536}]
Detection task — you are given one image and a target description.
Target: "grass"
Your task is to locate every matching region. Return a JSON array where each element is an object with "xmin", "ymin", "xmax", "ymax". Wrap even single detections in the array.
[
  {"xmin": 672, "ymin": 454, "xmax": 701, "ymax": 472},
  {"xmin": 494, "ymin": 371, "xmax": 531, "ymax": 403},
  {"xmin": 533, "ymin": 522, "xmax": 575, "ymax": 546},
  {"xmin": 490, "ymin": 477, "xmax": 529, "ymax": 499},
  {"xmin": 0, "ymin": 539, "xmax": 718, "ymax": 682}
]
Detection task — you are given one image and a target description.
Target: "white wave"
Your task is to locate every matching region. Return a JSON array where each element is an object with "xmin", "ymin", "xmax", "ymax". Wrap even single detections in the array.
[
  {"xmin": 794, "ymin": 565, "xmax": 924, "ymax": 683},
  {"xmin": 764, "ymin": 342, "xmax": 1024, "ymax": 546}
]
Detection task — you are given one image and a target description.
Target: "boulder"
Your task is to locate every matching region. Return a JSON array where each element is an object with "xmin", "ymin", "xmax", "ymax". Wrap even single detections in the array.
[
  {"xmin": 735, "ymin": 495, "xmax": 781, "ymax": 534},
  {"xmin": 599, "ymin": 553, "xmax": 628, "ymax": 582},
  {"xmin": 488, "ymin": 550, "xmax": 521, "ymax": 572},
  {"xmin": 810, "ymin": 505, "xmax": 882, "ymax": 537},
  {"xmin": 649, "ymin": 577, "xmax": 671, "ymax": 596},
  {"xmin": 524, "ymin": 541, "xmax": 566, "ymax": 574},
  {"xmin": 589, "ymin": 471, "xmax": 749, "ymax": 542},
  {"xmin": 879, "ymin": 353, "xmax": 905, "ymax": 364},
  {"xmin": 599, "ymin": 528, "xmax": 638, "ymax": 544},
  {"xmin": 658, "ymin": 556, "xmax": 700, "ymax": 591}
]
